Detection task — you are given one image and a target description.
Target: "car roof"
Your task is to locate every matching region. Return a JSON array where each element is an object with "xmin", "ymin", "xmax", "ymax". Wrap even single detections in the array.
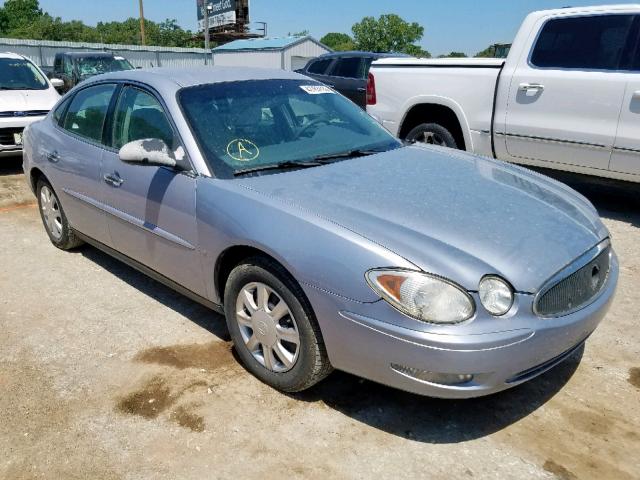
[
  {"xmin": 84, "ymin": 66, "xmax": 309, "ymax": 90},
  {"xmin": 317, "ymin": 51, "xmax": 409, "ymax": 59},
  {"xmin": 61, "ymin": 52, "xmax": 118, "ymax": 58},
  {"xmin": 0, "ymin": 52, "xmax": 27, "ymax": 60}
]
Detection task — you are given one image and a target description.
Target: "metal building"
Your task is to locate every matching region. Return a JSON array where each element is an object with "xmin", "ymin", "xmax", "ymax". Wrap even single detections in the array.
[{"xmin": 212, "ymin": 36, "xmax": 331, "ymax": 70}]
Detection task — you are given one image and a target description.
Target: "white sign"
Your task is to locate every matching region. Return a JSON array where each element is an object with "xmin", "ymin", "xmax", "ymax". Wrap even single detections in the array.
[
  {"xmin": 300, "ymin": 85, "xmax": 335, "ymax": 95},
  {"xmin": 198, "ymin": 10, "xmax": 236, "ymax": 30}
]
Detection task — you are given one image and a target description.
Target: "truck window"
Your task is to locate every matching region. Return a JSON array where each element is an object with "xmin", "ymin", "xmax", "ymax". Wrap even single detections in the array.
[
  {"xmin": 308, "ymin": 58, "xmax": 333, "ymax": 75},
  {"xmin": 332, "ymin": 57, "xmax": 363, "ymax": 79},
  {"xmin": 530, "ymin": 14, "xmax": 635, "ymax": 71}
]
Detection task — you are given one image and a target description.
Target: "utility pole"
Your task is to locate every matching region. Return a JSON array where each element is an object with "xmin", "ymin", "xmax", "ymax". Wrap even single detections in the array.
[
  {"xmin": 139, "ymin": 0, "xmax": 146, "ymax": 46},
  {"xmin": 204, "ymin": 2, "xmax": 211, "ymax": 64}
]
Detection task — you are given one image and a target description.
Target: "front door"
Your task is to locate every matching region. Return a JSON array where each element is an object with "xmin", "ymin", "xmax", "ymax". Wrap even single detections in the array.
[
  {"xmin": 610, "ymin": 74, "xmax": 640, "ymax": 176},
  {"xmin": 503, "ymin": 13, "xmax": 635, "ymax": 171},
  {"xmin": 101, "ymin": 85, "xmax": 205, "ymax": 297}
]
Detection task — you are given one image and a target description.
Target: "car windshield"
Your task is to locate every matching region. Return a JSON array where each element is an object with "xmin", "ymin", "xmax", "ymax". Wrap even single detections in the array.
[
  {"xmin": 76, "ymin": 56, "xmax": 133, "ymax": 77},
  {"xmin": 0, "ymin": 58, "xmax": 48, "ymax": 90},
  {"xmin": 179, "ymin": 79, "xmax": 401, "ymax": 178}
]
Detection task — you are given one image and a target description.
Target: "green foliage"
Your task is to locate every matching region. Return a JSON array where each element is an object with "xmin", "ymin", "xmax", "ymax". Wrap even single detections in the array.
[
  {"xmin": 351, "ymin": 14, "xmax": 430, "ymax": 57},
  {"xmin": 438, "ymin": 51, "xmax": 467, "ymax": 58},
  {"xmin": 320, "ymin": 32, "xmax": 356, "ymax": 51},
  {"xmin": 0, "ymin": 0, "xmax": 201, "ymax": 48},
  {"xmin": 475, "ymin": 45, "xmax": 496, "ymax": 58}
]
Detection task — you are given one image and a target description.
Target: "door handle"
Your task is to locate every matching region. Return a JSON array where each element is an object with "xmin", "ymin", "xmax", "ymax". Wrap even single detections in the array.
[
  {"xmin": 519, "ymin": 83, "xmax": 545, "ymax": 92},
  {"xmin": 357, "ymin": 87, "xmax": 366, "ymax": 92},
  {"xmin": 632, "ymin": 90, "xmax": 640, "ymax": 99},
  {"xmin": 45, "ymin": 151, "xmax": 60, "ymax": 163},
  {"xmin": 103, "ymin": 173, "xmax": 124, "ymax": 187}
]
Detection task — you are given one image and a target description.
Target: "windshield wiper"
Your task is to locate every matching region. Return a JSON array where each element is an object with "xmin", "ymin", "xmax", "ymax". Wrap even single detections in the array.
[
  {"xmin": 312, "ymin": 148, "xmax": 386, "ymax": 163},
  {"xmin": 234, "ymin": 160, "xmax": 323, "ymax": 176}
]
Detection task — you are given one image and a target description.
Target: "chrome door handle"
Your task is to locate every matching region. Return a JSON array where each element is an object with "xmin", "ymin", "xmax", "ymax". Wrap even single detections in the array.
[
  {"xmin": 357, "ymin": 87, "xmax": 366, "ymax": 92},
  {"xmin": 45, "ymin": 151, "xmax": 60, "ymax": 163},
  {"xmin": 103, "ymin": 173, "xmax": 124, "ymax": 187},
  {"xmin": 632, "ymin": 90, "xmax": 640, "ymax": 99},
  {"xmin": 519, "ymin": 83, "xmax": 544, "ymax": 92}
]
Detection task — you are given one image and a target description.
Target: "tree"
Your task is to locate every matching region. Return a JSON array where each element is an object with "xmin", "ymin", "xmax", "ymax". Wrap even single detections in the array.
[
  {"xmin": 438, "ymin": 51, "xmax": 467, "ymax": 58},
  {"xmin": 351, "ymin": 14, "xmax": 430, "ymax": 57},
  {"xmin": 0, "ymin": 0, "xmax": 42, "ymax": 32},
  {"xmin": 320, "ymin": 32, "xmax": 356, "ymax": 51}
]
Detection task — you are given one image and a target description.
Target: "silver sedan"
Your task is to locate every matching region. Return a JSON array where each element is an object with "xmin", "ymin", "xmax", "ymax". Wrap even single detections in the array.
[{"xmin": 22, "ymin": 67, "xmax": 617, "ymax": 398}]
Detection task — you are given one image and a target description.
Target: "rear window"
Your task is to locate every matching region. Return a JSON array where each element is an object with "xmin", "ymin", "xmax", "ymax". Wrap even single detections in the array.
[
  {"xmin": 307, "ymin": 58, "xmax": 332, "ymax": 74},
  {"xmin": 332, "ymin": 57, "xmax": 363, "ymax": 78},
  {"xmin": 530, "ymin": 14, "xmax": 635, "ymax": 70}
]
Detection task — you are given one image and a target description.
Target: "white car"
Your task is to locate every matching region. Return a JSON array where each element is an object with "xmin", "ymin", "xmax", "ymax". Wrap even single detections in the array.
[
  {"xmin": 0, "ymin": 52, "xmax": 62, "ymax": 158},
  {"xmin": 367, "ymin": 4, "xmax": 640, "ymax": 183}
]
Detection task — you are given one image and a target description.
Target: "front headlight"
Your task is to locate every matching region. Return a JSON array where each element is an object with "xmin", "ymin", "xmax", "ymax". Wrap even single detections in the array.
[
  {"xmin": 478, "ymin": 276, "xmax": 514, "ymax": 316},
  {"xmin": 366, "ymin": 269, "xmax": 475, "ymax": 324}
]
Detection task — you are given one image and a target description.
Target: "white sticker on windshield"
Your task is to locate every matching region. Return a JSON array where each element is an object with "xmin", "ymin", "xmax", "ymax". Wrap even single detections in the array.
[{"xmin": 300, "ymin": 85, "xmax": 335, "ymax": 95}]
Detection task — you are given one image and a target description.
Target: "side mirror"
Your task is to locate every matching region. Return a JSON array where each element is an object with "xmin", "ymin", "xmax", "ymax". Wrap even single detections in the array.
[
  {"xmin": 118, "ymin": 139, "xmax": 178, "ymax": 168},
  {"xmin": 50, "ymin": 78, "xmax": 64, "ymax": 90}
]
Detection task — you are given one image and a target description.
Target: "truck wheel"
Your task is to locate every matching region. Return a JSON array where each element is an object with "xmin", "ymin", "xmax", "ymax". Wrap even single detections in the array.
[
  {"xmin": 224, "ymin": 256, "xmax": 332, "ymax": 392},
  {"xmin": 406, "ymin": 123, "xmax": 458, "ymax": 149}
]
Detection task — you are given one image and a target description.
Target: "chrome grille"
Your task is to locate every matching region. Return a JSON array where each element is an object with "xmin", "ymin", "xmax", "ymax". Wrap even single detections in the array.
[
  {"xmin": 0, "ymin": 127, "xmax": 24, "ymax": 146},
  {"xmin": 0, "ymin": 110, "xmax": 49, "ymax": 118},
  {"xmin": 535, "ymin": 245, "xmax": 611, "ymax": 317}
]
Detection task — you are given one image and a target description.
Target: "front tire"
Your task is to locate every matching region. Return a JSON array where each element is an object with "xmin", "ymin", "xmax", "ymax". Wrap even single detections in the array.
[
  {"xmin": 36, "ymin": 179, "xmax": 83, "ymax": 250},
  {"xmin": 224, "ymin": 256, "xmax": 332, "ymax": 392},
  {"xmin": 406, "ymin": 122, "xmax": 458, "ymax": 149}
]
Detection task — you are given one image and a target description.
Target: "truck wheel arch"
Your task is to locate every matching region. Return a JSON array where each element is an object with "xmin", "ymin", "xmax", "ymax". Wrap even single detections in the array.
[{"xmin": 398, "ymin": 98, "xmax": 470, "ymax": 151}]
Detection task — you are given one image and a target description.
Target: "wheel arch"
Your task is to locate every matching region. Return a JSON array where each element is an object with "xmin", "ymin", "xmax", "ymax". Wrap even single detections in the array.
[
  {"xmin": 29, "ymin": 167, "xmax": 48, "ymax": 193},
  {"xmin": 398, "ymin": 96, "xmax": 471, "ymax": 151}
]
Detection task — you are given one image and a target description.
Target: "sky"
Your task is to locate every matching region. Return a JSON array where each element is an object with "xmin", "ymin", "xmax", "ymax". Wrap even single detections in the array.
[{"xmin": 16, "ymin": 1, "xmax": 640, "ymax": 56}]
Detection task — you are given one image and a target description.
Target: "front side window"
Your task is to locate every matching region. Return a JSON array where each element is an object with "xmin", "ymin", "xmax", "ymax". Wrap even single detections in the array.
[
  {"xmin": 0, "ymin": 58, "xmax": 48, "ymax": 90},
  {"xmin": 63, "ymin": 83, "xmax": 116, "ymax": 143},
  {"xmin": 307, "ymin": 58, "xmax": 332, "ymax": 74},
  {"xmin": 531, "ymin": 14, "xmax": 635, "ymax": 70},
  {"xmin": 332, "ymin": 57, "xmax": 363, "ymax": 78},
  {"xmin": 111, "ymin": 86, "xmax": 176, "ymax": 150},
  {"xmin": 179, "ymin": 79, "xmax": 400, "ymax": 178}
]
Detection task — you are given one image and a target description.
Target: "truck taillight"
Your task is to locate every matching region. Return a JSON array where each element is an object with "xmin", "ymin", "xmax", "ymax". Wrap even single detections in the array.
[{"xmin": 366, "ymin": 73, "xmax": 377, "ymax": 105}]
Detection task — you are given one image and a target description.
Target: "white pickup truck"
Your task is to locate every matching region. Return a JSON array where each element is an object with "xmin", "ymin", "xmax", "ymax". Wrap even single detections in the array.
[{"xmin": 367, "ymin": 4, "xmax": 640, "ymax": 183}]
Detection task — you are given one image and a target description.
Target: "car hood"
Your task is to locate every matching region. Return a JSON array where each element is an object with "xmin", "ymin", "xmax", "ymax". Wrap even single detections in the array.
[
  {"xmin": 237, "ymin": 146, "xmax": 608, "ymax": 293},
  {"xmin": 0, "ymin": 88, "xmax": 59, "ymax": 112}
]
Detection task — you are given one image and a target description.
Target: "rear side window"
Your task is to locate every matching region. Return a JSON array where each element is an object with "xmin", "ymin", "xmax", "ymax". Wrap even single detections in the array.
[
  {"xmin": 307, "ymin": 58, "xmax": 332, "ymax": 74},
  {"xmin": 332, "ymin": 57, "xmax": 363, "ymax": 78},
  {"xmin": 63, "ymin": 83, "xmax": 116, "ymax": 143},
  {"xmin": 52, "ymin": 97, "xmax": 71, "ymax": 125},
  {"xmin": 531, "ymin": 14, "xmax": 635, "ymax": 70}
]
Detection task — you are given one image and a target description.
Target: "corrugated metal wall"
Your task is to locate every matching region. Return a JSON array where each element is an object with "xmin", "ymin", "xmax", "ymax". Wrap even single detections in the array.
[
  {"xmin": 0, "ymin": 37, "xmax": 210, "ymax": 68},
  {"xmin": 212, "ymin": 50, "xmax": 282, "ymax": 68},
  {"xmin": 284, "ymin": 41, "xmax": 330, "ymax": 70}
]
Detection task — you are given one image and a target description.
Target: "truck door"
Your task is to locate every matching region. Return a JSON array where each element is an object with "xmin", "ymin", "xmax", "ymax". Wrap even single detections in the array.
[
  {"xmin": 610, "ymin": 16, "xmax": 640, "ymax": 177},
  {"xmin": 502, "ymin": 14, "xmax": 635, "ymax": 171}
]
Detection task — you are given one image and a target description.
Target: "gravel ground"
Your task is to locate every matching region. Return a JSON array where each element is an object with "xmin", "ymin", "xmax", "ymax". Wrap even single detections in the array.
[{"xmin": 1, "ymin": 156, "xmax": 639, "ymax": 480}]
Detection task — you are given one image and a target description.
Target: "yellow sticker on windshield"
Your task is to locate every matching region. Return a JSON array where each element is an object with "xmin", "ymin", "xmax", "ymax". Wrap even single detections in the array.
[{"xmin": 227, "ymin": 138, "xmax": 260, "ymax": 162}]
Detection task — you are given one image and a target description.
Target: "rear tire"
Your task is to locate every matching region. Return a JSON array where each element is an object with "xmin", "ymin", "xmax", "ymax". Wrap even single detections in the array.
[
  {"xmin": 36, "ymin": 179, "xmax": 83, "ymax": 250},
  {"xmin": 224, "ymin": 256, "xmax": 332, "ymax": 392},
  {"xmin": 406, "ymin": 123, "xmax": 458, "ymax": 149}
]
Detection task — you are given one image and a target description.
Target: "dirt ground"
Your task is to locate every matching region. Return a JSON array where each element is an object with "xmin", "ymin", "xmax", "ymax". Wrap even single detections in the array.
[{"xmin": 1, "ymin": 155, "xmax": 639, "ymax": 480}]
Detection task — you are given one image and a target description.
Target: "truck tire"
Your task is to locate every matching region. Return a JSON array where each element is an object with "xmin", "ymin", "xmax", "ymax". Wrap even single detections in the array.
[{"xmin": 406, "ymin": 123, "xmax": 458, "ymax": 149}]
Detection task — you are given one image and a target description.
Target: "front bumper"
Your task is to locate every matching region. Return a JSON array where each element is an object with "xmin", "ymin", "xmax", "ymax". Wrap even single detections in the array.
[
  {"xmin": 0, "ymin": 116, "xmax": 45, "ymax": 157},
  {"xmin": 305, "ymin": 252, "xmax": 618, "ymax": 399}
]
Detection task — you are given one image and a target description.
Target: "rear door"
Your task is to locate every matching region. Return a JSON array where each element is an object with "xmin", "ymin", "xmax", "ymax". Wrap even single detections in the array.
[
  {"xmin": 328, "ymin": 57, "xmax": 367, "ymax": 107},
  {"xmin": 101, "ymin": 84, "xmax": 205, "ymax": 297},
  {"xmin": 503, "ymin": 13, "xmax": 635, "ymax": 171},
  {"xmin": 610, "ymin": 15, "xmax": 640, "ymax": 177},
  {"xmin": 40, "ymin": 82, "xmax": 117, "ymax": 245}
]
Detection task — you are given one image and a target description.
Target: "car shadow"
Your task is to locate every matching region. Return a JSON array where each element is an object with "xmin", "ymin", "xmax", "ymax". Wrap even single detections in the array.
[
  {"xmin": 293, "ymin": 346, "xmax": 582, "ymax": 444},
  {"xmin": 76, "ymin": 246, "xmax": 230, "ymax": 341},
  {"xmin": 531, "ymin": 168, "xmax": 640, "ymax": 228}
]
